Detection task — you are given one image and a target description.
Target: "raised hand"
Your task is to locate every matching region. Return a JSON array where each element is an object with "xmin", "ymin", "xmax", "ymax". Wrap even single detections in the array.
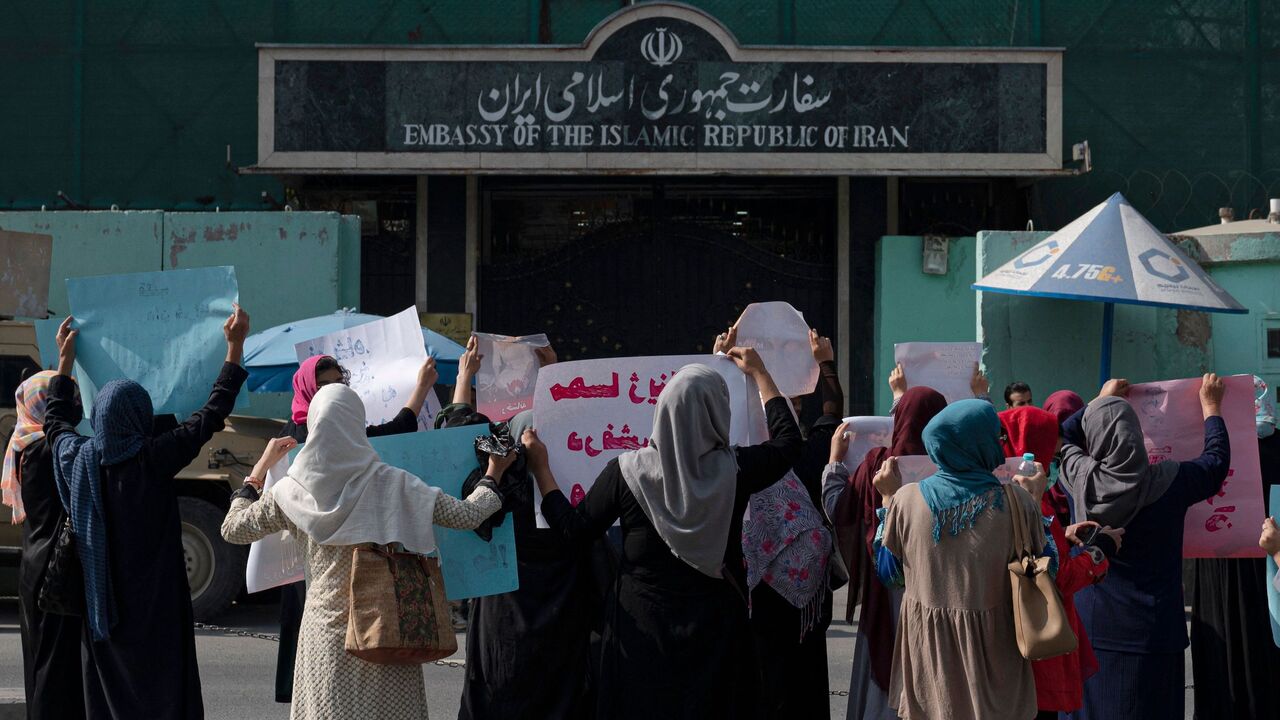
[
  {"xmin": 1098, "ymin": 378, "xmax": 1131, "ymax": 399},
  {"xmin": 55, "ymin": 316, "xmax": 78, "ymax": 375},
  {"xmin": 810, "ymin": 329, "xmax": 834, "ymax": 363},
  {"xmin": 829, "ymin": 420, "xmax": 851, "ymax": 464},
  {"xmin": 873, "ymin": 456, "xmax": 903, "ymax": 502},
  {"xmin": 534, "ymin": 344, "xmax": 557, "ymax": 367},
  {"xmin": 970, "ymin": 363, "xmax": 990, "ymax": 398},
  {"xmin": 418, "ymin": 356, "xmax": 439, "ymax": 389},
  {"xmin": 1199, "ymin": 373, "xmax": 1224, "ymax": 418},
  {"xmin": 889, "ymin": 362, "xmax": 907, "ymax": 400},
  {"xmin": 712, "ymin": 324, "xmax": 738, "ymax": 355}
]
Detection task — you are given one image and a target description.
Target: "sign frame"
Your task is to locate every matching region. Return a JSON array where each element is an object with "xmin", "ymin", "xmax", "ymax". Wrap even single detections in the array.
[{"xmin": 250, "ymin": 2, "xmax": 1064, "ymax": 176}]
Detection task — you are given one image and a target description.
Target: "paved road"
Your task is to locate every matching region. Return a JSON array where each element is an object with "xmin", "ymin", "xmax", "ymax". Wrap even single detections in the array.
[{"xmin": 0, "ymin": 586, "xmax": 1191, "ymax": 719}]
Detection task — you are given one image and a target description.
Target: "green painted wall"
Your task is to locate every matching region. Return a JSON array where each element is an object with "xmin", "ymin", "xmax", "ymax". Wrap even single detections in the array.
[
  {"xmin": 1207, "ymin": 261, "xmax": 1280, "ymax": 393},
  {"xmin": 0, "ymin": 211, "xmax": 163, "ymax": 315},
  {"xmin": 0, "ymin": 210, "xmax": 361, "ymax": 418},
  {"xmin": 873, "ymin": 235, "xmax": 977, "ymax": 414}
]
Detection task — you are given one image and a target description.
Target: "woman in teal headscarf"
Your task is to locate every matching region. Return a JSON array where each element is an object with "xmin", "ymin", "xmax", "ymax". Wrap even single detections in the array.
[{"xmin": 870, "ymin": 399, "xmax": 1049, "ymax": 720}]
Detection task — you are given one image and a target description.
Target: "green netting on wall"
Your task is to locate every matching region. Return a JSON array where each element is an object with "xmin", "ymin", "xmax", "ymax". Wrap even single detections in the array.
[{"xmin": 2, "ymin": 0, "xmax": 1278, "ymax": 231}]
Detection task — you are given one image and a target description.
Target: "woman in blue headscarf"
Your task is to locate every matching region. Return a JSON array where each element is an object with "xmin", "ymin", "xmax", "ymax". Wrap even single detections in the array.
[
  {"xmin": 870, "ymin": 399, "xmax": 1049, "ymax": 720},
  {"xmin": 44, "ymin": 308, "xmax": 251, "ymax": 720}
]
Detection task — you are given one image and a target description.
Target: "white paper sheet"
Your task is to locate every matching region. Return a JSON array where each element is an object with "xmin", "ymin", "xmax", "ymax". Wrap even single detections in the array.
[
  {"xmin": 734, "ymin": 301, "xmax": 819, "ymax": 398},
  {"xmin": 244, "ymin": 458, "xmax": 304, "ymax": 593},
  {"xmin": 294, "ymin": 306, "xmax": 441, "ymax": 430},
  {"xmin": 893, "ymin": 342, "xmax": 983, "ymax": 405}
]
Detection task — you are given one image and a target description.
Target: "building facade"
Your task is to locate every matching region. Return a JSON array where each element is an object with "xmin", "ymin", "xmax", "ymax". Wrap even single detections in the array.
[{"xmin": 5, "ymin": 1, "xmax": 1280, "ymax": 414}]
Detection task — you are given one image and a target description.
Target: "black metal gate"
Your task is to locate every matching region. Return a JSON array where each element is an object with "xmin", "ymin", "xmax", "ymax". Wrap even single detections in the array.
[{"xmin": 479, "ymin": 179, "xmax": 836, "ymax": 364}]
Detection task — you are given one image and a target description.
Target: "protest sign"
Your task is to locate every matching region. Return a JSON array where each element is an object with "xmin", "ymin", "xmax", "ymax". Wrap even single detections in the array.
[
  {"xmin": 1129, "ymin": 374, "xmax": 1265, "ymax": 558},
  {"xmin": 840, "ymin": 416, "xmax": 893, "ymax": 468},
  {"xmin": 474, "ymin": 332, "xmax": 549, "ymax": 421},
  {"xmin": 533, "ymin": 354, "xmax": 764, "ymax": 525},
  {"xmin": 0, "ymin": 230, "xmax": 52, "ymax": 318},
  {"xmin": 1267, "ymin": 486, "xmax": 1280, "ymax": 648},
  {"xmin": 893, "ymin": 342, "xmax": 982, "ymax": 405},
  {"xmin": 66, "ymin": 266, "xmax": 239, "ymax": 416},
  {"xmin": 371, "ymin": 425, "xmax": 518, "ymax": 600},
  {"xmin": 245, "ymin": 456, "xmax": 303, "ymax": 593},
  {"xmin": 734, "ymin": 301, "xmax": 818, "ymax": 398},
  {"xmin": 295, "ymin": 306, "xmax": 441, "ymax": 430}
]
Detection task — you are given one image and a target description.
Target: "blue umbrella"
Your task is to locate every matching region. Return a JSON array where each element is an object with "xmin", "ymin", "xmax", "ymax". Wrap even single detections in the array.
[
  {"xmin": 973, "ymin": 193, "xmax": 1246, "ymax": 386},
  {"xmin": 243, "ymin": 310, "xmax": 465, "ymax": 391}
]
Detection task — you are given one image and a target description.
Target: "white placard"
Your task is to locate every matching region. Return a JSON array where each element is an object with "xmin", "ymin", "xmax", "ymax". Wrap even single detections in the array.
[
  {"xmin": 893, "ymin": 342, "xmax": 983, "ymax": 405},
  {"xmin": 734, "ymin": 301, "xmax": 819, "ymax": 398},
  {"xmin": 474, "ymin": 332, "xmax": 549, "ymax": 421},
  {"xmin": 294, "ymin": 306, "xmax": 441, "ymax": 430},
  {"xmin": 245, "ymin": 458, "xmax": 304, "ymax": 593},
  {"xmin": 532, "ymin": 354, "xmax": 766, "ymax": 526},
  {"xmin": 840, "ymin": 416, "xmax": 893, "ymax": 469}
]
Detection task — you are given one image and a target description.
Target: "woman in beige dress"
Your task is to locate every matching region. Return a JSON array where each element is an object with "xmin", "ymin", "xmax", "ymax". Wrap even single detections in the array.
[
  {"xmin": 222, "ymin": 383, "xmax": 508, "ymax": 720},
  {"xmin": 870, "ymin": 398, "xmax": 1048, "ymax": 720}
]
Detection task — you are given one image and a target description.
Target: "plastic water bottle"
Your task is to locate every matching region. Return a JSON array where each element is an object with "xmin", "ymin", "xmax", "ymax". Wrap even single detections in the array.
[{"xmin": 1016, "ymin": 452, "xmax": 1037, "ymax": 477}]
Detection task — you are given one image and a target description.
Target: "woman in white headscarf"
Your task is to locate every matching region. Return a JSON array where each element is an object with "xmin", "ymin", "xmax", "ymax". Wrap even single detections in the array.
[
  {"xmin": 529, "ymin": 347, "xmax": 802, "ymax": 720},
  {"xmin": 221, "ymin": 384, "xmax": 507, "ymax": 720}
]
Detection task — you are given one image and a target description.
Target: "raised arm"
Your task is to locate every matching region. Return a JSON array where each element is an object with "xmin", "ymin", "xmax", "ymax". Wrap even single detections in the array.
[
  {"xmin": 151, "ymin": 305, "xmax": 251, "ymax": 479},
  {"xmin": 452, "ymin": 336, "xmax": 482, "ymax": 406},
  {"xmin": 529, "ymin": 429, "xmax": 621, "ymax": 543},
  {"xmin": 725, "ymin": 347, "xmax": 802, "ymax": 493},
  {"xmin": 1174, "ymin": 373, "xmax": 1230, "ymax": 505},
  {"xmin": 811, "ymin": 329, "xmax": 844, "ymax": 420},
  {"xmin": 43, "ymin": 317, "xmax": 86, "ymax": 447}
]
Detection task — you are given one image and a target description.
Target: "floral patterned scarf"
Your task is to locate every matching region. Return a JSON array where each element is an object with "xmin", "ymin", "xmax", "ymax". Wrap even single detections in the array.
[{"xmin": 743, "ymin": 470, "xmax": 832, "ymax": 639}]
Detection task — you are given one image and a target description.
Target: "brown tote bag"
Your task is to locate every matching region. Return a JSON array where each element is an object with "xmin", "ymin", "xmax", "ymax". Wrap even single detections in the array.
[
  {"xmin": 1004, "ymin": 484, "xmax": 1078, "ymax": 661},
  {"xmin": 345, "ymin": 544, "xmax": 457, "ymax": 665}
]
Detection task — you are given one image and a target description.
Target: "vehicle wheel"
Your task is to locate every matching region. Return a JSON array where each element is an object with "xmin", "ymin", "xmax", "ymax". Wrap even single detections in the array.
[{"xmin": 179, "ymin": 496, "xmax": 244, "ymax": 622}]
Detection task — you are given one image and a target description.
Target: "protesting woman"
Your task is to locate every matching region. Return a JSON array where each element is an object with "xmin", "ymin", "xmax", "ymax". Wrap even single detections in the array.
[
  {"xmin": 271, "ymin": 351, "xmax": 438, "ymax": 703},
  {"xmin": 732, "ymin": 327, "xmax": 842, "ymax": 718},
  {"xmin": 1042, "ymin": 389, "xmax": 1086, "ymax": 525},
  {"xmin": 824, "ymin": 383, "xmax": 946, "ymax": 720},
  {"xmin": 45, "ymin": 308, "xmax": 251, "ymax": 719},
  {"xmin": 4, "ymin": 370, "xmax": 84, "ymax": 720},
  {"xmin": 1061, "ymin": 375, "xmax": 1228, "ymax": 720},
  {"xmin": 449, "ymin": 339, "xmax": 599, "ymax": 719},
  {"xmin": 221, "ymin": 382, "xmax": 506, "ymax": 720},
  {"xmin": 1188, "ymin": 377, "xmax": 1280, "ymax": 718},
  {"xmin": 1000, "ymin": 405, "xmax": 1118, "ymax": 719},
  {"xmin": 871, "ymin": 399, "xmax": 1047, "ymax": 720},
  {"xmin": 534, "ymin": 349, "xmax": 801, "ymax": 719}
]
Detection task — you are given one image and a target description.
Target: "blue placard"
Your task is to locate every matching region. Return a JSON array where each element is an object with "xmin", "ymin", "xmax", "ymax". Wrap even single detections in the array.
[
  {"xmin": 369, "ymin": 426, "xmax": 519, "ymax": 600},
  {"xmin": 65, "ymin": 266, "xmax": 240, "ymax": 416},
  {"xmin": 1268, "ymin": 486, "xmax": 1280, "ymax": 649}
]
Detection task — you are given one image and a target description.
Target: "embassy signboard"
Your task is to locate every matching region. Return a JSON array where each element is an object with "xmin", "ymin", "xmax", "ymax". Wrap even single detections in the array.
[{"xmin": 254, "ymin": 2, "xmax": 1063, "ymax": 175}]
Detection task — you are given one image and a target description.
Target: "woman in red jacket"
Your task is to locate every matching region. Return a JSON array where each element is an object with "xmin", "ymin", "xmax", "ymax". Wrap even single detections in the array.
[{"xmin": 999, "ymin": 405, "xmax": 1122, "ymax": 718}]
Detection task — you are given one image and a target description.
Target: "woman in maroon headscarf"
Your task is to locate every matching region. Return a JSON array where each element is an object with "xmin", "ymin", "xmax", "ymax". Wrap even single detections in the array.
[
  {"xmin": 1042, "ymin": 390, "xmax": 1086, "ymax": 525},
  {"xmin": 824, "ymin": 374, "xmax": 946, "ymax": 720},
  {"xmin": 1000, "ymin": 405, "xmax": 1118, "ymax": 720}
]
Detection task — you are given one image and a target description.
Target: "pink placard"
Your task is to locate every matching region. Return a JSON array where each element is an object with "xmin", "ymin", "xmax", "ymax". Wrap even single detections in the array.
[{"xmin": 1128, "ymin": 374, "xmax": 1265, "ymax": 558}]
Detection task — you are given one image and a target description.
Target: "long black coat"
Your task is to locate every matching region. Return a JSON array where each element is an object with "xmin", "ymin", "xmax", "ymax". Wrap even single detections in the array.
[{"xmin": 44, "ymin": 362, "xmax": 247, "ymax": 720}]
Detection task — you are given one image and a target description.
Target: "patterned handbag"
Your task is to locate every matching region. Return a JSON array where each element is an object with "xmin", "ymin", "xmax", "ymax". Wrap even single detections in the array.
[{"xmin": 345, "ymin": 545, "xmax": 457, "ymax": 665}]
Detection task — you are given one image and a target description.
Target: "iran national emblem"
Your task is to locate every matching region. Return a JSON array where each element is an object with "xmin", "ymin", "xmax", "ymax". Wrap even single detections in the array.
[{"xmin": 640, "ymin": 27, "xmax": 682, "ymax": 67}]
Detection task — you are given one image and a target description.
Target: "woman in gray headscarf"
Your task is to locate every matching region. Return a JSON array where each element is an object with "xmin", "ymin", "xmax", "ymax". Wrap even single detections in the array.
[
  {"xmin": 530, "ymin": 348, "xmax": 801, "ymax": 720},
  {"xmin": 1059, "ymin": 375, "xmax": 1229, "ymax": 720}
]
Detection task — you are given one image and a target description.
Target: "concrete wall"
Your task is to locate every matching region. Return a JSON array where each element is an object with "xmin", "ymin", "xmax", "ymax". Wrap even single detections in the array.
[
  {"xmin": 0, "ymin": 209, "xmax": 361, "ymax": 418},
  {"xmin": 873, "ymin": 235, "xmax": 977, "ymax": 414},
  {"xmin": 1177, "ymin": 229, "xmax": 1280, "ymax": 394}
]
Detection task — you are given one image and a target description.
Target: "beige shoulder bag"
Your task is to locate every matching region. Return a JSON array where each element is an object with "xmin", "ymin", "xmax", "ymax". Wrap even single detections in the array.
[{"xmin": 1004, "ymin": 484, "xmax": 1077, "ymax": 660}]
